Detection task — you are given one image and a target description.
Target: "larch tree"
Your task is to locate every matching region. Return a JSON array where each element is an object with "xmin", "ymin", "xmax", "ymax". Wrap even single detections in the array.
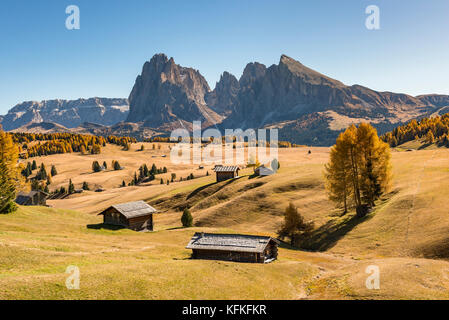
[
  {"xmin": 324, "ymin": 123, "xmax": 392, "ymax": 217},
  {"xmin": 278, "ymin": 203, "xmax": 314, "ymax": 246},
  {"xmin": 0, "ymin": 128, "xmax": 20, "ymax": 213}
]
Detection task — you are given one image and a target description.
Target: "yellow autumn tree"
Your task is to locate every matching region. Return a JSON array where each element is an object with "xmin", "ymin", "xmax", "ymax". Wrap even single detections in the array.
[
  {"xmin": 0, "ymin": 127, "xmax": 20, "ymax": 213},
  {"xmin": 324, "ymin": 123, "xmax": 392, "ymax": 217}
]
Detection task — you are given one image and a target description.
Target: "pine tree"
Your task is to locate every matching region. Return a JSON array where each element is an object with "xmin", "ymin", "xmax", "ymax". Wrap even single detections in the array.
[
  {"xmin": 68, "ymin": 179, "xmax": 75, "ymax": 194},
  {"xmin": 82, "ymin": 181, "xmax": 89, "ymax": 191},
  {"xmin": 92, "ymin": 161, "xmax": 101, "ymax": 172},
  {"xmin": 113, "ymin": 160, "xmax": 121, "ymax": 171},
  {"xmin": 51, "ymin": 165, "xmax": 57, "ymax": 176},
  {"xmin": 0, "ymin": 129, "xmax": 19, "ymax": 213},
  {"xmin": 103, "ymin": 161, "xmax": 108, "ymax": 170},
  {"xmin": 181, "ymin": 208, "xmax": 193, "ymax": 227},
  {"xmin": 31, "ymin": 160, "xmax": 37, "ymax": 170}
]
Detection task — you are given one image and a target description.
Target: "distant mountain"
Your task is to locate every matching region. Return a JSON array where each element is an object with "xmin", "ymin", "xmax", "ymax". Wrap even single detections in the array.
[
  {"xmin": 126, "ymin": 54, "xmax": 224, "ymax": 131},
  {"xmin": 219, "ymin": 55, "xmax": 449, "ymax": 145},
  {"xmin": 4, "ymin": 54, "xmax": 449, "ymax": 146},
  {"xmin": 10, "ymin": 121, "xmax": 70, "ymax": 134},
  {"xmin": 1, "ymin": 98, "xmax": 129, "ymax": 131}
]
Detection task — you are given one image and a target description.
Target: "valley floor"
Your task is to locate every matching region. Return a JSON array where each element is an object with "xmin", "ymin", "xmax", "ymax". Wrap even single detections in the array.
[{"xmin": 2, "ymin": 145, "xmax": 449, "ymax": 299}]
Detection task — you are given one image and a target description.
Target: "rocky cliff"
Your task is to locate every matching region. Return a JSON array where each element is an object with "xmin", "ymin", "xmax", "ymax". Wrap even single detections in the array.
[{"xmin": 126, "ymin": 54, "xmax": 223, "ymax": 130}]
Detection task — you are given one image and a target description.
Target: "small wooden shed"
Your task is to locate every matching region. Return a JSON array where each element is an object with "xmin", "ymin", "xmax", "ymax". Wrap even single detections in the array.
[
  {"xmin": 213, "ymin": 165, "xmax": 240, "ymax": 182},
  {"xmin": 186, "ymin": 233, "xmax": 279, "ymax": 263},
  {"xmin": 15, "ymin": 191, "xmax": 48, "ymax": 206},
  {"xmin": 98, "ymin": 201, "xmax": 158, "ymax": 231}
]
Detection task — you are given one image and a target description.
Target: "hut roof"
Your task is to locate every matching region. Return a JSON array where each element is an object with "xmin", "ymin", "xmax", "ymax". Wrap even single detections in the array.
[
  {"xmin": 213, "ymin": 165, "xmax": 240, "ymax": 173},
  {"xmin": 186, "ymin": 233, "xmax": 279, "ymax": 253},
  {"xmin": 98, "ymin": 201, "xmax": 157, "ymax": 219}
]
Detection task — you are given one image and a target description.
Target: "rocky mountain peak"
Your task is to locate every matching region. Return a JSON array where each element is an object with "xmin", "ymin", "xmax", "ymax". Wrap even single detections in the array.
[
  {"xmin": 205, "ymin": 72, "xmax": 240, "ymax": 115},
  {"xmin": 126, "ymin": 54, "xmax": 222, "ymax": 129}
]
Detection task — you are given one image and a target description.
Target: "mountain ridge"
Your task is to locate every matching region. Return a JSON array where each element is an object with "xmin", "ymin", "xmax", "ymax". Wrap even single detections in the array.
[{"xmin": 2, "ymin": 53, "xmax": 449, "ymax": 145}]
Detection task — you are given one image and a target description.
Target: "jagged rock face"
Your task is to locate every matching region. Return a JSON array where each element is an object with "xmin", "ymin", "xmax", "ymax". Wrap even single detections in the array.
[
  {"xmin": 127, "ymin": 54, "xmax": 223, "ymax": 129},
  {"xmin": 1, "ymin": 98, "xmax": 129, "ymax": 131},
  {"xmin": 220, "ymin": 54, "xmax": 449, "ymax": 145},
  {"xmin": 205, "ymin": 72, "xmax": 240, "ymax": 115}
]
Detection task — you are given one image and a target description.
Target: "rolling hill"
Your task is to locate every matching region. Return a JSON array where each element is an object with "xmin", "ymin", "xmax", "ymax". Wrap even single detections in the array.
[{"xmin": 2, "ymin": 143, "xmax": 449, "ymax": 299}]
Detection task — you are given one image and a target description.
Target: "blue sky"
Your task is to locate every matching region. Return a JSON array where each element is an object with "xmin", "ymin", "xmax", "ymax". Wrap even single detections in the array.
[{"xmin": 0, "ymin": 0, "xmax": 448, "ymax": 113}]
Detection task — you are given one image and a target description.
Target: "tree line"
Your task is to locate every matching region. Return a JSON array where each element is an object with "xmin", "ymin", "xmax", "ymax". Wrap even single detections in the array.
[
  {"xmin": 382, "ymin": 113, "xmax": 449, "ymax": 147},
  {"xmin": 10, "ymin": 132, "xmax": 136, "ymax": 158}
]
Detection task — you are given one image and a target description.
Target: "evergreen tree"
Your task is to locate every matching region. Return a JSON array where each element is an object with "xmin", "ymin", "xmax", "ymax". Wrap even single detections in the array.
[
  {"xmin": 31, "ymin": 160, "xmax": 37, "ymax": 170},
  {"xmin": 181, "ymin": 208, "xmax": 193, "ymax": 227},
  {"xmin": 68, "ymin": 179, "xmax": 75, "ymax": 194},
  {"xmin": 113, "ymin": 160, "xmax": 121, "ymax": 171},
  {"xmin": 103, "ymin": 161, "xmax": 108, "ymax": 170},
  {"xmin": 82, "ymin": 181, "xmax": 90, "ymax": 191},
  {"xmin": 92, "ymin": 161, "xmax": 102, "ymax": 172},
  {"xmin": 51, "ymin": 165, "xmax": 57, "ymax": 176}
]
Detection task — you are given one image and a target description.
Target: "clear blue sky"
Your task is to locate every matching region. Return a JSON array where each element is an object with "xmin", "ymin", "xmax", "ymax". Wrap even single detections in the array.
[{"xmin": 1, "ymin": 0, "xmax": 448, "ymax": 113}]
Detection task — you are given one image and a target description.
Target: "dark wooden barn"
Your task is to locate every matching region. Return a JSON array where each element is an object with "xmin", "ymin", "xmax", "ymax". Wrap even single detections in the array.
[
  {"xmin": 186, "ymin": 233, "xmax": 279, "ymax": 263},
  {"xmin": 15, "ymin": 191, "xmax": 48, "ymax": 206},
  {"xmin": 213, "ymin": 165, "xmax": 240, "ymax": 182},
  {"xmin": 98, "ymin": 201, "xmax": 158, "ymax": 231}
]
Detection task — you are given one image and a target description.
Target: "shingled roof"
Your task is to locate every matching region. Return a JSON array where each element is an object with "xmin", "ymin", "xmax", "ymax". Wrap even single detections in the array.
[
  {"xmin": 213, "ymin": 165, "xmax": 240, "ymax": 173},
  {"xmin": 186, "ymin": 233, "xmax": 279, "ymax": 253},
  {"xmin": 98, "ymin": 201, "xmax": 157, "ymax": 219}
]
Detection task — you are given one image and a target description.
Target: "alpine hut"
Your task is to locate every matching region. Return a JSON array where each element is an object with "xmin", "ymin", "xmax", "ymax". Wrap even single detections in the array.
[
  {"xmin": 213, "ymin": 165, "xmax": 240, "ymax": 182},
  {"xmin": 98, "ymin": 201, "xmax": 158, "ymax": 231},
  {"xmin": 186, "ymin": 233, "xmax": 279, "ymax": 263}
]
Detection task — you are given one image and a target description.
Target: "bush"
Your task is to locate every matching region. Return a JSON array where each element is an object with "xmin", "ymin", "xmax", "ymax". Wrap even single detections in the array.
[{"xmin": 181, "ymin": 208, "xmax": 193, "ymax": 227}]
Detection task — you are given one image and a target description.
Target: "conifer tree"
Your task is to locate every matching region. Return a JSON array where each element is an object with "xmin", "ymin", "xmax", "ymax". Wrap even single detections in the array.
[{"xmin": 181, "ymin": 208, "xmax": 193, "ymax": 227}]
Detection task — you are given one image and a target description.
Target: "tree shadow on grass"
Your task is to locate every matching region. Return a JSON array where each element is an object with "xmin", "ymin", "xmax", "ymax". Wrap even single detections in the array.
[
  {"xmin": 87, "ymin": 223, "xmax": 126, "ymax": 231},
  {"xmin": 300, "ymin": 213, "xmax": 374, "ymax": 252}
]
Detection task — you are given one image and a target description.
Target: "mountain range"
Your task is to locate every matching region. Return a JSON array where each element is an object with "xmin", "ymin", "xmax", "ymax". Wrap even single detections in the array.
[{"xmin": 2, "ymin": 54, "xmax": 449, "ymax": 146}]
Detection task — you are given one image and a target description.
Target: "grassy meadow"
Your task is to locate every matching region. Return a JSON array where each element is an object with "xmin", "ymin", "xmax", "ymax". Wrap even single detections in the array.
[{"xmin": 2, "ymin": 142, "xmax": 449, "ymax": 299}]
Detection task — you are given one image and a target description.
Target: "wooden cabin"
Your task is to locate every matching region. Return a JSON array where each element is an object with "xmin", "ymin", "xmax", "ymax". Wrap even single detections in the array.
[
  {"xmin": 98, "ymin": 201, "xmax": 158, "ymax": 231},
  {"xmin": 186, "ymin": 233, "xmax": 279, "ymax": 263},
  {"xmin": 213, "ymin": 165, "xmax": 240, "ymax": 182},
  {"xmin": 15, "ymin": 191, "xmax": 48, "ymax": 206}
]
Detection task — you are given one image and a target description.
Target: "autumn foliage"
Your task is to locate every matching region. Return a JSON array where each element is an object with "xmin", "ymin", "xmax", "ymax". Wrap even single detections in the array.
[{"xmin": 324, "ymin": 123, "xmax": 392, "ymax": 217}]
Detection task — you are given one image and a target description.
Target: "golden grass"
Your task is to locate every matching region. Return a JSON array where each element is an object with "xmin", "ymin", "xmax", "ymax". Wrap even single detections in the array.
[{"xmin": 3, "ymin": 144, "xmax": 449, "ymax": 299}]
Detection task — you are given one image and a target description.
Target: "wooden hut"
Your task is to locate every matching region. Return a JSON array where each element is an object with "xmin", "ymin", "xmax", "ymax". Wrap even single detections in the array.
[
  {"xmin": 15, "ymin": 191, "xmax": 48, "ymax": 206},
  {"xmin": 213, "ymin": 165, "xmax": 240, "ymax": 182},
  {"xmin": 186, "ymin": 233, "xmax": 279, "ymax": 263},
  {"xmin": 98, "ymin": 201, "xmax": 158, "ymax": 231}
]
